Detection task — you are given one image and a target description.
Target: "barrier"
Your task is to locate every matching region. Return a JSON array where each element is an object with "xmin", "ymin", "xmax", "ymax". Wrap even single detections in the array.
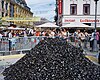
[
  {"xmin": 0, "ymin": 36, "xmax": 45, "ymax": 55},
  {"xmin": 0, "ymin": 35, "xmax": 99, "ymax": 56},
  {"xmin": 0, "ymin": 36, "xmax": 87, "ymax": 51},
  {"xmin": 0, "ymin": 38, "xmax": 9, "ymax": 52}
]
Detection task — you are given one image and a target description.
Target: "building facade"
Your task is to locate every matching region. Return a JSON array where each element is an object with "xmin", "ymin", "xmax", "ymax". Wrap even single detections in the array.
[
  {"xmin": 13, "ymin": 0, "xmax": 33, "ymax": 26},
  {"xmin": 0, "ymin": 0, "xmax": 33, "ymax": 26},
  {"xmin": 56, "ymin": 0, "xmax": 100, "ymax": 27}
]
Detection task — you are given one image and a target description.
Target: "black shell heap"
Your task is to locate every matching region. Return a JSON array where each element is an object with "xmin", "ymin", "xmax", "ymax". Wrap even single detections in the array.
[{"xmin": 3, "ymin": 38, "xmax": 100, "ymax": 80}]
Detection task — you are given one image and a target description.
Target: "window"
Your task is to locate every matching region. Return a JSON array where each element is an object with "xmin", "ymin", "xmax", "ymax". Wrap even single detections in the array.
[
  {"xmin": 5, "ymin": 3, "xmax": 8, "ymax": 10},
  {"xmin": 70, "ymin": 4, "xmax": 77, "ymax": 15},
  {"xmin": 83, "ymin": 4, "xmax": 90, "ymax": 15},
  {"xmin": 2, "ymin": 1, "xmax": 4, "ymax": 9},
  {"xmin": 2, "ymin": 12, "xmax": 4, "ymax": 17},
  {"xmin": 83, "ymin": 0, "xmax": 90, "ymax": 1},
  {"xmin": 5, "ymin": 13, "xmax": 8, "ymax": 16}
]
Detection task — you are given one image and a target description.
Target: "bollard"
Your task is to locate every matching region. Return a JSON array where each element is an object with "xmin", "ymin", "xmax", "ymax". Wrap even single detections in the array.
[{"xmin": 98, "ymin": 52, "xmax": 100, "ymax": 64}]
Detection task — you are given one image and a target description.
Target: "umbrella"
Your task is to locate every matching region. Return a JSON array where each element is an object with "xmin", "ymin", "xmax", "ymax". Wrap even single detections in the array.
[
  {"xmin": 62, "ymin": 22, "xmax": 93, "ymax": 28},
  {"xmin": 36, "ymin": 22, "xmax": 59, "ymax": 28}
]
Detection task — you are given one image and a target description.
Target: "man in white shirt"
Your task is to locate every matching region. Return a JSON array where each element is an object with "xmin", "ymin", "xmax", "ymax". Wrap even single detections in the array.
[
  {"xmin": 90, "ymin": 32, "xmax": 94, "ymax": 51},
  {"xmin": 0, "ymin": 33, "xmax": 3, "ymax": 39},
  {"xmin": 8, "ymin": 31, "xmax": 13, "ymax": 39}
]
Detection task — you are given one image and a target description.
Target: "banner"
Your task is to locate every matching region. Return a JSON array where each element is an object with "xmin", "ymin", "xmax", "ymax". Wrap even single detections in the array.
[
  {"xmin": 1, "ymin": 17, "xmax": 41, "ymax": 22},
  {"xmin": 58, "ymin": 0, "xmax": 62, "ymax": 15}
]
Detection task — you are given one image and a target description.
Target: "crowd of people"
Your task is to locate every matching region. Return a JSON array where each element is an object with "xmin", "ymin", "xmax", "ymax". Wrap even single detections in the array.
[{"xmin": 0, "ymin": 27, "xmax": 100, "ymax": 50}]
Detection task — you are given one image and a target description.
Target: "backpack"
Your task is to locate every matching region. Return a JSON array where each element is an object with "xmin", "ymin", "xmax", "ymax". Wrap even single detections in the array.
[{"xmin": 74, "ymin": 32, "xmax": 76, "ymax": 36}]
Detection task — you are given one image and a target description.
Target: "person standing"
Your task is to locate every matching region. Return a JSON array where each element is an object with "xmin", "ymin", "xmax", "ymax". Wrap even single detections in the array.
[
  {"xmin": 74, "ymin": 30, "xmax": 78, "ymax": 45},
  {"xmin": 23, "ymin": 29, "xmax": 28, "ymax": 44},
  {"xmin": 8, "ymin": 30, "xmax": 13, "ymax": 39},
  {"xmin": 98, "ymin": 52, "xmax": 100, "ymax": 64},
  {"xmin": 90, "ymin": 31, "xmax": 94, "ymax": 51},
  {"xmin": 8, "ymin": 30, "xmax": 13, "ymax": 51},
  {"xmin": 96, "ymin": 31, "xmax": 100, "ymax": 49},
  {"xmin": 84, "ymin": 31, "xmax": 89, "ymax": 49},
  {"xmin": 0, "ymin": 32, "xmax": 3, "ymax": 50},
  {"xmin": 66, "ymin": 30, "xmax": 70, "ymax": 42},
  {"xmin": 28, "ymin": 29, "xmax": 33, "ymax": 36},
  {"xmin": 0, "ymin": 32, "xmax": 3, "ymax": 39}
]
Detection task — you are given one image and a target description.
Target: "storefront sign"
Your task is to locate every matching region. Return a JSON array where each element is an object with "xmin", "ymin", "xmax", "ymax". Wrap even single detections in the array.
[
  {"xmin": 58, "ymin": 0, "xmax": 62, "ymax": 15},
  {"xmin": 64, "ymin": 19, "xmax": 75, "ymax": 22},
  {"xmin": 64, "ymin": 19, "xmax": 100, "ymax": 23},
  {"xmin": 80, "ymin": 19, "xmax": 100, "ymax": 22},
  {"xmin": 1, "ymin": 17, "xmax": 41, "ymax": 22}
]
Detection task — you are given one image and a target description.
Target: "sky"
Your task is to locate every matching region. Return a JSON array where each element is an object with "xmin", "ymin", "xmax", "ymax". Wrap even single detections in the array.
[{"xmin": 25, "ymin": 0, "xmax": 56, "ymax": 22}]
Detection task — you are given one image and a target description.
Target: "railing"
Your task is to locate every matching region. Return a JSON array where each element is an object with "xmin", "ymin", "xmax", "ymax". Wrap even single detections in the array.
[
  {"xmin": 0, "ymin": 37, "xmax": 9, "ymax": 52},
  {"xmin": 0, "ymin": 35, "xmax": 99, "ymax": 56},
  {"xmin": 0, "ymin": 36, "xmax": 45, "ymax": 55}
]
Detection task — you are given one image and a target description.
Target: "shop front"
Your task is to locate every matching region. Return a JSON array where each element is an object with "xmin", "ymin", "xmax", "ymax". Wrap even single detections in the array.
[{"xmin": 62, "ymin": 16, "xmax": 100, "ymax": 27}]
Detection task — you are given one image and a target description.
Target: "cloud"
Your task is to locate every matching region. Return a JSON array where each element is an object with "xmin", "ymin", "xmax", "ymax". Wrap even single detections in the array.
[
  {"xmin": 26, "ymin": 0, "xmax": 54, "ymax": 6},
  {"xmin": 25, "ymin": 0, "xmax": 56, "ymax": 21}
]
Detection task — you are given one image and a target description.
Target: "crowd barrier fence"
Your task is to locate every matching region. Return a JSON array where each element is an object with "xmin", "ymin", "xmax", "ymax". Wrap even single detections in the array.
[
  {"xmin": 0, "ymin": 36, "xmax": 45, "ymax": 56},
  {"xmin": 0, "ymin": 36, "xmax": 98, "ymax": 56}
]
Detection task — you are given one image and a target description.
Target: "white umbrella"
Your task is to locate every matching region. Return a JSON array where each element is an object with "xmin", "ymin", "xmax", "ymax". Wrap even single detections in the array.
[
  {"xmin": 36, "ymin": 22, "xmax": 59, "ymax": 28},
  {"xmin": 62, "ymin": 22, "xmax": 93, "ymax": 28}
]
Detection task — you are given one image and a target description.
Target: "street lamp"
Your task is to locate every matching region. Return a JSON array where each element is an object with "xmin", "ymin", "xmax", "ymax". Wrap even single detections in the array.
[{"xmin": 93, "ymin": 0, "xmax": 99, "ymax": 51}]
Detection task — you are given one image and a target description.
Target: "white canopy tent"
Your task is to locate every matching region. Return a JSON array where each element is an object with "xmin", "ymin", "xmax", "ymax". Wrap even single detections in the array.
[
  {"xmin": 97, "ymin": 25, "xmax": 100, "ymax": 28},
  {"xmin": 7, "ymin": 27, "xmax": 25, "ymax": 30},
  {"xmin": 0, "ymin": 26, "xmax": 6, "ymax": 29},
  {"xmin": 62, "ymin": 22, "xmax": 93, "ymax": 28},
  {"xmin": 36, "ymin": 22, "xmax": 59, "ymax": 28}
]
